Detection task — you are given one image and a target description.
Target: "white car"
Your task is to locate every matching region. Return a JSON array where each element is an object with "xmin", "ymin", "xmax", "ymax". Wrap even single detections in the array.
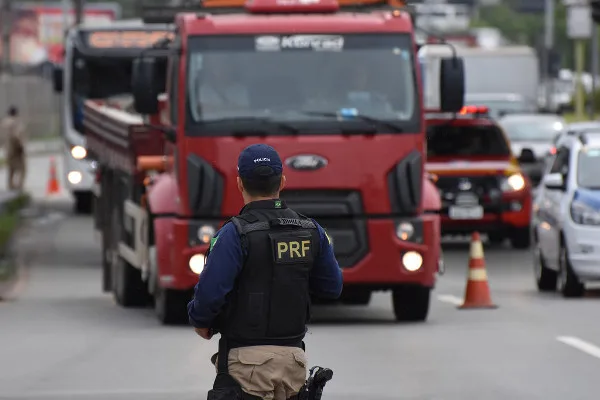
[{"xmin": 533, "ymin": 130, "xmax": 600, "ymax": 297}]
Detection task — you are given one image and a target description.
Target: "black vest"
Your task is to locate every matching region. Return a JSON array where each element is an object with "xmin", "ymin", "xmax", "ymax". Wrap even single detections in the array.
[{"xmin": 217, "ymin": 200, "xmax": 320, "ymax": 347}]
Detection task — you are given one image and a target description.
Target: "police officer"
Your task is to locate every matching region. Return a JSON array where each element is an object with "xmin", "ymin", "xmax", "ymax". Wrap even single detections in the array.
[{"xmin": 187, "ymin": 144, "xmax": 343, "ymax": 400}]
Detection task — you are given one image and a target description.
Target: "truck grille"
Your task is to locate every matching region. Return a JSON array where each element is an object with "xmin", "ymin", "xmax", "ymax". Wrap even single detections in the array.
[
  {"xmin": 279, "ymin": 190, "xmax": 367, "ymax": 268},
  {"xmin": 436, "ymin": 175, "xmax": 503, "ymax": 212}
]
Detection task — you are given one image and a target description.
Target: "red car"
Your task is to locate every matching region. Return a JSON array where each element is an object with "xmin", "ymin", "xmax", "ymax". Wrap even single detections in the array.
[{"xmin": 425, "ymin": 106, "xmax": 533, "ymax": 249}]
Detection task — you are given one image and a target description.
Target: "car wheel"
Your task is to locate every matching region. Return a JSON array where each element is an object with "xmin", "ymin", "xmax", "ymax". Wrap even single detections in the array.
[
  {"xmin": 533, "ymin": 238, "xmax": 557, "ymax": 291},
  {"xmin": 557, "ymin": 243, "xmax": 584, "ymax": 298}
]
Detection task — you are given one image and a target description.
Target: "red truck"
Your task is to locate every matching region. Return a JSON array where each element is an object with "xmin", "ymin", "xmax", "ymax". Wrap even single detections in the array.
[
  {"xmin": 86, "ymin": 0, "xmax": 466, "ymax": 324},
  {"xmin": 425, "ymin": 106, "xmax": 533, "ymax": 248}
]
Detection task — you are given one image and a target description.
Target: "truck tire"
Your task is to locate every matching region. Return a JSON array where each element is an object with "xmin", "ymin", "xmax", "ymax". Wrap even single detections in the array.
[
  {"xmin": 154, "ymin": 286, "xmax": 190, "ymax": 325},
  {"xmin": 392, "ymin": 285, "xmax": 430, "ymax": 322},
  {"xmin": 510, "ymin": 226, "xmax": 531, "ymax": 249},
  {"xmin": 340, "ymin": 287, "xmax": 372, "ymax": 305},
  {"xmin": 74, "ymin": 191, "xmax": 92, "ymax": 214},
  {"xmin": 110, "ymin": 208, "xmax": 149, "ymax": 307}
]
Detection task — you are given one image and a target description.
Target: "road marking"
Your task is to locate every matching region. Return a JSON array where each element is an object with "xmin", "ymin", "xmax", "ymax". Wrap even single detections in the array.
[
  {"xmin": 557, "ymin": 336, "xmax": 600, "ymax": 360},
  {"xmin": 437, "ymin": 294, "xmax": 463, "ymax": 305}
]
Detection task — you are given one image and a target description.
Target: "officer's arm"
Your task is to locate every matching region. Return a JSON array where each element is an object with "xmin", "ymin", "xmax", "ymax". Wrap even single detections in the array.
[
  {"xmin": 309, "ymin": 221, "xmax": 343, "ymax": 299},
  {"xmin": 187, "ymin": 223, "xmax": 243, "ymax": 328}
]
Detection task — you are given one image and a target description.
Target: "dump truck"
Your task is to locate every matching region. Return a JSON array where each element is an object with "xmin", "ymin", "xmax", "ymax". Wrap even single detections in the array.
[{"xmin": 86, "ymin": 0, "xmax": 466, "ymax": 324}]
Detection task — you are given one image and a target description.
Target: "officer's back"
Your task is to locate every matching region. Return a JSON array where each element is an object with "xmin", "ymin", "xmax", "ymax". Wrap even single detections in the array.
[{"xmin": 188, "ymin": 144, "xmax": 343, "ymax": 400}]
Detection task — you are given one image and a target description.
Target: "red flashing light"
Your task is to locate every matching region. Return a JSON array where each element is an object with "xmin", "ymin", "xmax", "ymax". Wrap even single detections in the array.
[
  {"xmin": 549, "ymin": 146, "xmax": 557, "ymax": 155},
  {"xmin": 244, "ymin": 0, "xmax": 339, "ymax": 13},
  {"xmin": 459, "ymin": 105, "xmax": 489, "ymax": 115}
]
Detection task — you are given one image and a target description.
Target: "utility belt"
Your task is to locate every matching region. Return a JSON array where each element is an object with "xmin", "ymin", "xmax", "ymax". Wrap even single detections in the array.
[{"xmin": 207, "ymin": 337, "xmax": 332, "ymax": 400}]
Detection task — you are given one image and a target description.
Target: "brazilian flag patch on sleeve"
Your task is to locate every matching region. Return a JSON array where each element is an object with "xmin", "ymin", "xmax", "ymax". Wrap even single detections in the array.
[{"xmin": 210, "ymin": 235, "xmax": 219, "ymax": 251}]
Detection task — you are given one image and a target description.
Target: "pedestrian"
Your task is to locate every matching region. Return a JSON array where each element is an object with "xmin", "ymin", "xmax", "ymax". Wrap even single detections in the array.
[
  {"xmin": 1, "ymin": 106, "xmax": 26, "ymax": 191},
  {"xmin": 188, "ymin": 143, "xmax": 343, "ymax": 400}
]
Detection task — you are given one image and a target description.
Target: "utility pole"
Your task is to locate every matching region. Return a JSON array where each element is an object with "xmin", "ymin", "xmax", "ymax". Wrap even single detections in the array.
[
  {"xmin": 567, "ymin": 2, "xmax": 593, "ymax": 120},
  {"xmin": 73, "ymin": 0, "xmax": 84, "ymax": 25},
  {"xmin": 544, "ymin": 0, "xmax": 555, "ymax": 111},
  {"xmin": 1, "ymin": 0, "xmax": 11, "ymax": 78}
]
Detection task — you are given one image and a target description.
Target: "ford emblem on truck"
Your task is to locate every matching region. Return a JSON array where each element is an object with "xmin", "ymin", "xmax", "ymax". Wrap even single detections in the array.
[{"xmin": 285, "ymin": 154, "xmax": 328, "ymax": 171}]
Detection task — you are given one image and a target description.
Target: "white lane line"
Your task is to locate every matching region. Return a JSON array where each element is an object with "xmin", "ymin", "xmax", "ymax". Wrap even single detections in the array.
[
  {"xmin": 557, "ymin": 336, "xmax": 600, "ymax": 360},
  {"xmin": 437, "ymin": 294, "xmax": 463, "ymax": 305}
]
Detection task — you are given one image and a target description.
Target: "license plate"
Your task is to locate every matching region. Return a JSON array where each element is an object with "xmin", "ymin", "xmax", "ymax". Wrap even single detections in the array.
[{"xmin": 448, "ymin": 206, "xmax": 483, "ymax": 220}]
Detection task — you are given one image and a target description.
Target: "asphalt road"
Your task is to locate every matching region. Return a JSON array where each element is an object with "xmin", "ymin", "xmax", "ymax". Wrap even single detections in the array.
[{"xmin": 2, "ymin": 156, "xmax": 600, "ymax": 400}]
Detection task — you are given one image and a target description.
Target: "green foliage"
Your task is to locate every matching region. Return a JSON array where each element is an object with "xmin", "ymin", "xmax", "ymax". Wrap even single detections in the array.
[
  {"xmin": 472, "ymin": 2, "xmax": 580, "ymax": 70},
  {"xmin": 0, "ymin": 193, "xmax": 30, "ymax": 254}
]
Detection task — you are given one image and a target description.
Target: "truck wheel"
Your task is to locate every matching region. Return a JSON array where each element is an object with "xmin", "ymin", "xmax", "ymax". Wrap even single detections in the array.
[
  {"xmin": 557, "ymin": 244, "xmax": 584, "ymax": 298},
  {"xmin": 340, "ymin": 288, "xmax": 372, "ymax": 305},
  {"xmin": 110, "ymin": 209, "xmax": 149, "ymax": 307},
  {"xmin": 74, "ymin": 192, "xmax": 92, "ymax": 214},
  {"xmin": 154, "ymin": 286, "xmax": 190, "ymax": 325},
  {"xmin": 510, "ymin": 226, "xmax": 531, "ymax": 249},
  {"xmin": 392, "ymin": 285, "xmax": 430, "ymax": 322},
  {"xmin": 533, "ymin": 238, "xmax": 556, "ymax": 291}
]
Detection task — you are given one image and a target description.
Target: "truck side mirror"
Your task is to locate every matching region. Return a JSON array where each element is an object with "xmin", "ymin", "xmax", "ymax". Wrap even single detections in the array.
[
  {"xmin": 439, "ymin": 56, "xmax": 465, "ymax": 112},
  {"xmin": 132, "ymin": 57, "xmax": 160, "ymax": 115},
  {"xmin": 52, "ymin": 65, "xmax": 63, "ymax": 93}
]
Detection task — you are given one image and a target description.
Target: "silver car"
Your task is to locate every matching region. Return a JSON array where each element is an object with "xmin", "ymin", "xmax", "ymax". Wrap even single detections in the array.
[{"xmin": 498, "ymin": 113, "xmax": 566, "ymax": 185}]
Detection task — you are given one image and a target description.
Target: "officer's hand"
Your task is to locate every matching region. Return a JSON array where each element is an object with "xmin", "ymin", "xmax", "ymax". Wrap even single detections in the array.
[{"xmin": 194, "ymin": 327, "xmax": 213, "ymax": 340}]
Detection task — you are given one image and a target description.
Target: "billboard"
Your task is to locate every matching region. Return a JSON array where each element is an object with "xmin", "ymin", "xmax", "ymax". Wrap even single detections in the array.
[{"xmin": 0, "ymin": 2, "xmax": 121, "ymax": 66}]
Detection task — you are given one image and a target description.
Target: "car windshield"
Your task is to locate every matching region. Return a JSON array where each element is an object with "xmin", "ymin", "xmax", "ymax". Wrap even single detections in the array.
[
  {"xmin": 185, "ymin": 33, "xmax": 419, "ymax": 136},
  {"xmin": 500, "ymin": 119, "xmax": 565, "ymax": 142},
  {"xmin": 427, "ymin": 124, "xmax": 511, "ymax": 157},
  {"xmin": 577, "ymin": 147, "xmax": 600, "ymax": 188}
]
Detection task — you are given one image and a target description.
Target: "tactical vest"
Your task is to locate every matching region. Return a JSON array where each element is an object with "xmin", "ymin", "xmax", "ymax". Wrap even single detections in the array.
[{"xmin": 217, "ymin": 205, "xmax": 321, "ymax": 348}]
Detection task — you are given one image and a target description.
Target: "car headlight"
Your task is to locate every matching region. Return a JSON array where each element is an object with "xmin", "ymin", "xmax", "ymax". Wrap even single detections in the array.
[
  {"xmin": 500, "ymin": 173, "xmax": 526, "ymax": 192},
  {"xmin": 570, "ymin": 201, "xmax": 600, "ymax": 225},
  {"xmin": 71, "ymin": 145, "xmax": 87, "ymax": 160}
]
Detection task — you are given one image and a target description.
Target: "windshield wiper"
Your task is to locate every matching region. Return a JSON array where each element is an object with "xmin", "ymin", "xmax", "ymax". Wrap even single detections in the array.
[
  {"xmin": 201, "ymin": 117, "xmax": 300, "ymax": 135},
  {"xmin": 299, "ymin": 111, "xmax": 404, "ymax": 133}
]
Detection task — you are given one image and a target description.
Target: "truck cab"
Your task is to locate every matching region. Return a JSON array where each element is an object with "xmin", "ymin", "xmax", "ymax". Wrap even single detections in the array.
[{"xmin": 88, "ymin": 0, "xmax": 466, "ymax": 324}]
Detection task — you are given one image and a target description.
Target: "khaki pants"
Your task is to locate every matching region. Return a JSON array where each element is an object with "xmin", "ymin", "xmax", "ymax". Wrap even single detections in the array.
[
  {"xmin": 7, "ymin": 155, "xmax": 25, "ymax": 191},
  {"xmin": 213, "ymin": 346, "xmax": 307, "ymax": 400}
]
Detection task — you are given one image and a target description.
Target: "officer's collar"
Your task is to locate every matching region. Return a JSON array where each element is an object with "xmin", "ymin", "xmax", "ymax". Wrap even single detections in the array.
[{"xmin": 240, "ymin": 199, "xmax": 287, "ymax": 213}]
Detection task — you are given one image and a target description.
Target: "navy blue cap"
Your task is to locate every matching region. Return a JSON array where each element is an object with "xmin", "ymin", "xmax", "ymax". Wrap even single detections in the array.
[{"xmin": 237, "ymin": 144, "xmax": 283, "ymax": 179}]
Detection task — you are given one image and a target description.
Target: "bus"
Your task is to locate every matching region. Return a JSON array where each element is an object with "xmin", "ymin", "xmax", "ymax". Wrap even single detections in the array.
[{"xmin": 52, "ymin": 19, "xmax": 173, "ymax": 213}]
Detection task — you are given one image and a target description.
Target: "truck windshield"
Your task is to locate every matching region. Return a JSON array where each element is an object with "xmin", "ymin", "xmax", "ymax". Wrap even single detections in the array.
[
  {"xmin": 427, "ymin": 124, "xmax": 511, "ymax": 157},
  {"xmin": 185, "ymin": 33, "xmax": 419, "ymax": 135},
  {"xmin": 70, "ymin": 53, "xmax": 136, "ymax": 134}
]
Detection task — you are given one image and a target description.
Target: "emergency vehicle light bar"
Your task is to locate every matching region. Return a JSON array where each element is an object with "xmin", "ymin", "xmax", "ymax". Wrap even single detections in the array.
[
  {"xmin": 459, "ymin": 105, "xmax": 488, "ymax": 115},
  {"xmin": 141, "ymin": 0, "xmax": 408, "ymax": 23}
]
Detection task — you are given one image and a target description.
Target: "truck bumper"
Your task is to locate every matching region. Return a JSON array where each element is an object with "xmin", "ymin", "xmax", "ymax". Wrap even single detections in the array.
[
  {"xmin": 341, "ymin": 214, "xmax": 440, "ymax": 288},
  {"xmin": 159, "ymin": 215, "xmax": 441, "ymax": 290}
]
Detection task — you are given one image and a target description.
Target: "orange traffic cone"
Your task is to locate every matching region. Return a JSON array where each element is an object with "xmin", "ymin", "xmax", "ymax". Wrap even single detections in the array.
[
  {"xmin": 458, "ymin": 232, "xmax": 497, "ymax": 309},
  {"xmin": 46, "ymin": 157, "xmax": 60, "ymax": 195}
]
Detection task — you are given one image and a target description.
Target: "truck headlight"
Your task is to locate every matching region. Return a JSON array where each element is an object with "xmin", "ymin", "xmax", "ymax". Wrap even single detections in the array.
[
  {"xmin": 71, "ymin": 145, "xmax": 87, "ymax": 160},
  {"xmin": 501, "ymin": 173, "xmax": 525, "ymax": 192},
  {"xmin": 396, "ymin": 222, "xmax": 414, "ymax": 240},
  {"xmin": 197, "ymin": 225, "xmax": 216, "ymax": 244},
  {"xmin": 189, "ymin": 254, "xmax": 206, "ymax": 274},
  {"xmin": 402, "ymin": 251, "xmax": 423, "ymax": 272},
  {"xmin": 570, "ymin": 201, "xmax": 600, "ymax": 225}
]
